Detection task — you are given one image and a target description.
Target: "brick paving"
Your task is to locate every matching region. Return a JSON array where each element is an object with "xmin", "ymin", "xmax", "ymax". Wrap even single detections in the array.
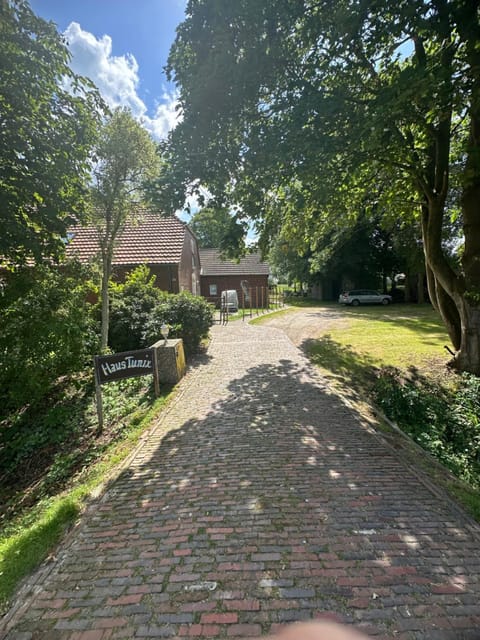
[{"xmin": 2, "ymin": 321, "xmax": 480, "ymax": 639}]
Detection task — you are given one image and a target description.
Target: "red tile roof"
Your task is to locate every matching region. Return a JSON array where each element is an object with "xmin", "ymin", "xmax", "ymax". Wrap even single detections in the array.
[
  {"xmin": 65, "ymin": 213, "xmax": 190, "ymax": 265},
  {"xmin": 199, "ymin": 249, "xmax": 270, "ymax": 276}
]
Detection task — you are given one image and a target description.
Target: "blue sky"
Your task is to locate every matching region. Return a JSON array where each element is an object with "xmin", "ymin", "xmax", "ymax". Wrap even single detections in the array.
[
  {"xmin": 30, "ymin": 0, "xmax": 187, "ymax": 140},
  {"xmin": 28, "ymin": 1, "xmax": 249, "ymax": 228}
]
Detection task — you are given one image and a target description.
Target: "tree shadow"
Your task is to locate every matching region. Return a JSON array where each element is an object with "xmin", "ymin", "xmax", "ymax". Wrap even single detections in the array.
[
  {"xmin": 84, "ymin": 356, "xmax": 478, "ymax": 630},
  {"xmin": 301, "ymin": 335, "xmax": 379, "ymax": 401},
  {"xmin": 187, "ymin": 348, "xmax": 213, "ymax": 369},
  {"xmin": 340, "ymin": 304, "xmax": 448, "ymax": 338}
]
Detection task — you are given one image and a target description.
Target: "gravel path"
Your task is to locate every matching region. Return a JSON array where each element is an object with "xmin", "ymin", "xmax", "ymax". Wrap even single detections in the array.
[{"xmin": 255, "ymin": 306, "xmax": 349, "ymax": 347}]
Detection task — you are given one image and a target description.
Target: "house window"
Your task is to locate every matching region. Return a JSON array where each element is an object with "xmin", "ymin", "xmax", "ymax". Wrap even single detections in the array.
[{"xmin": 209, "ymin": 284, "xmax": 217, "ymax": 296}]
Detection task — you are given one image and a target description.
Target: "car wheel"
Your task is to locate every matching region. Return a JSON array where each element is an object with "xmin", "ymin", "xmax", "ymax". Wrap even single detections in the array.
[
  {"xmin": 351, "ymin": 299, "xmax": 360, "ymax": 306},
  {"xmin": 382, "ymin": 298, "xmax": 390, "ymax": 305}
]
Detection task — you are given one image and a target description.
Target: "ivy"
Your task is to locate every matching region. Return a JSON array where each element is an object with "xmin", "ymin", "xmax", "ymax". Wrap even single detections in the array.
[{"xmin": 374, "ymin": 370, "xmax": 480, "ymax": 487}]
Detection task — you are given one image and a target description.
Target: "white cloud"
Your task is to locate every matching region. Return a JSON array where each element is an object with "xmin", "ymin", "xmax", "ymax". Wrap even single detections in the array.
[
  {"xmin": 63, "ymin": 22, "xmax": 179, "ymax": 140},
  {"xmin": 142, "ymin": 92, "xmax": 182, "ymax": 140}
]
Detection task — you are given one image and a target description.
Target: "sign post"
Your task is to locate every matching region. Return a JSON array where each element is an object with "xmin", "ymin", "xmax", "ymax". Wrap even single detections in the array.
[
  {"xmin": 93, "ymin": 360, "xmax": 104, "ymax": 435},
  {"xmin": 93, "ymin": 347, "xmax": 158, "ymax": 433}
]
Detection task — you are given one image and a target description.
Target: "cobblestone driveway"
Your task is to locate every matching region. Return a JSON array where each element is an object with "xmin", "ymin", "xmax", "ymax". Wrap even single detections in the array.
[{"xmin": 2, "ymin": 321, "xmax": 480, "ymax": 639}]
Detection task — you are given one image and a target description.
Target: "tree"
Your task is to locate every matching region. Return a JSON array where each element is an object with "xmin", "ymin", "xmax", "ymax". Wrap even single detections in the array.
[
  {"xmin": 310, "ymin": 215, "xmax": 404, "ymax": 294},
  {"xmin": 268, "ymin": 236, "xmax": 309, "ymax": 287},
  {"xmin": 0, "ymin": 261, "xmax": 98, "ymax": 413},
  {"xmin": 90, "ymin": 108, "xmax": 159, "ymax": 350},
  {"xmin": 164, "ymin": 0, "xmax": 480, "ymax": 373},
  {"xmin": 0, "ymin": 0, "xmax": 103, "ymax": 266},
  {"xmin": 190, "ymin": 206, "xmax": 246, "ymax": 255}
]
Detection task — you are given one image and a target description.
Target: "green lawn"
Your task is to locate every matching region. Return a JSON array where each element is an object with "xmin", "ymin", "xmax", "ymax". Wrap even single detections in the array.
[
  {"xmin": 217, "ymin": 304, "xmax": 286, "ymax": 322},
  {"xmin": 319, "ymin": 303, "xmax": 450, "ymax": 373}
]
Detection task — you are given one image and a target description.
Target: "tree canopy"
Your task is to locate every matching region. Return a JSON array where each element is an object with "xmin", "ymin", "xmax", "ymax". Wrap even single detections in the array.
[
  {"xmin": 0, "ymin": 0, "xmax": 103, "ymax": 266},
  {"xmin": 164, "ymin": 0, "xmax": 480, "ymax": 373},
  {"xmin": 89, "ymin": 107, "xmax": 159, "ymax": 349},
  {"xmin": 189, "ymin": 206, "xmax": 246, "ymax": 255}
]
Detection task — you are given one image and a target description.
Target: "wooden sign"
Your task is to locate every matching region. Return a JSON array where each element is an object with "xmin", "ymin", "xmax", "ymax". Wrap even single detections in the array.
[
  {"xmin": 94, "ymin": 348, "xmax": 159, "ymax": 433},
  {"xmin": 95, "ymin": 348, "xmax": 155, "ymax": 384}
]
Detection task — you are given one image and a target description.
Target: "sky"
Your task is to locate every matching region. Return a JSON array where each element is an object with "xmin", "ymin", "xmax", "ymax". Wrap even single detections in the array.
[
  {"xmin": 28, "ymin": 1, "xmax": 252, "ymax": 231},
  {"xmin": 30, "ymin": 0, "xmax": 187, "ymax": 141}
]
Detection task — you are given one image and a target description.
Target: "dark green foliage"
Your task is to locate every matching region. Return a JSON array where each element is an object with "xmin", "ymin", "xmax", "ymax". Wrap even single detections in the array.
[
  {"xmin": 0, "ymin": 380, "xmax": 92, "ymax": 506},
  {"xmin": 145, "ymin": 292, "xmax": 214, "ymax": 355},
  {"xmin": 108, "ymin": 265, "xmax": 165, "ymax": 353},
  {"xmin": 0, "ymin": 0, "xmax": 104, "ymax": 266},
  {"xmin": 0, "ymin": 263, "xmax": 98, "ymax": 414},
  {"xmin": 374, "ymin": 371, "xmax": 480, "ymax": 486},
  {"xmin": 190, "ymin": 207, "xmax": 246, "ymax": 258},
  {"xmin": 161, "ymin": 0, "xmax": 480, "ymax": 372},
  {"xmin": 108, "ymin": 266, "xmax": 214, "ymax": 356},
  {"xmin": 0, "ymin": 372, "xmax": 157, "ymax": 521},
  {"xmin": 309, "ymin": 214, "xmax": 405, "ymax": 293}
]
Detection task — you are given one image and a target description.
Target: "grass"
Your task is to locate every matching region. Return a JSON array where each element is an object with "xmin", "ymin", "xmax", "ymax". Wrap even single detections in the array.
[
  {"xmin": 448, "ymin": 484, "xmax": 480, "ymax": 521},
  {"xmin": 308, "ymin": 303, "xmax": 450, "ymax": 387},
  {"xmin": 284, "ymin": 296, "xmax": 327, "ymax": 307},
  {"xmin": 248, "ymin": 300, "xmax": 450, "ymax": 388},
  {"xmin": 0, "ymin": 498, "xmax": 80, "ymax": 608},
  {"xmin": 216, "ymin": 304, "xmax": 287, "ymax": 323},
  {"xmin": 249, "ymin": 307, "xmax": 296, "ymax": 324},
  {"xmin": 0, "ymin": 379, "xmax": 173, "ymax": 613}
]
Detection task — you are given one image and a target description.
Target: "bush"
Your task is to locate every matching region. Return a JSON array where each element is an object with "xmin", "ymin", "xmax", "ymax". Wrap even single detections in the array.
[
  {"xmin": 145, "ymin": 291, "xmax": 214, "ymax": 355},
  {"xmin": 108, "ymin": 265, "xmax": 165, "ymax": 352},
  {"xmin": 0, "ymin": 262, "xmax": 98, "ymax": 414},
  {"xmin": 108, "ymin": 266, "xmax": 214, "ymax": 357},
  {"xmin": 373, "ymin": 369, "xmax": 480, "ymax": 486}
]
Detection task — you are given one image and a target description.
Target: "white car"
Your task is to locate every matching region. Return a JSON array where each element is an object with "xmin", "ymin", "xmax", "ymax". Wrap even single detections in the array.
[{"xmin": 338, "ymin": 289, "xmax": 392, "ymax": 306}]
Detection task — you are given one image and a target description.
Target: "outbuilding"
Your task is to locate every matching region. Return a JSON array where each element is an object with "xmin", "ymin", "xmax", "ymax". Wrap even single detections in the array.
[{"xmin": 199, "ymin": 249, "xmax": 270, "ymax": 307}]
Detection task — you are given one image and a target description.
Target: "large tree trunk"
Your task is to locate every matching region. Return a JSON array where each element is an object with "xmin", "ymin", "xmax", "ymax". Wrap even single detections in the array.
[
  {"xmin": 456, "ymin": 41, "xmax": 480, "ymax": 374},
  {"xmin": 100, "ymin": 253, "xmax": 112, "ymax": 351},
  {"xmin": 422, "ymin": 197, "xmax": 465, "ymax": 367},
  {"xmin": 455, "ymin": 299, "xmax": 480, "ymax": 375},
  {"xmin": 457, "ymin": 141, "xmax": 480, "ymax": 373},
  {"xmin": 423, "ymin": 190, "xmax": 480, "ymax": 374}
]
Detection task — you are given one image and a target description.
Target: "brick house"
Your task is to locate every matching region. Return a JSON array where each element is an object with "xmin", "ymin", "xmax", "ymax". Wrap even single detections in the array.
[
  {"xmin": 66, "ymin": 212, "xmax": 201, "ymax": 294},
  {"xmin": 199, "ymin": 249, "xmax": 270, "ymax": 307}
]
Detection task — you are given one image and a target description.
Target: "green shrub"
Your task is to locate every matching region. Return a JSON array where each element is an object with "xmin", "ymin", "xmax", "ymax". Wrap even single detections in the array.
[
  {"xmin": 108, "ymin": 266, "xmax": 214, "ymax": 357},
  {"xmin": 145, "ymin": 291, "xmax": 214, "ymax": 355},
  {"xmin": 373, "ymin": 370, "xmax": 480, "ymax": 486},
  {"xmin": 108, "ymin": 265, "xmax": 165, "ymax": 352},
  {"xmin": 0, "ymin": 262, "xmax": 98, "ymax": 414}
]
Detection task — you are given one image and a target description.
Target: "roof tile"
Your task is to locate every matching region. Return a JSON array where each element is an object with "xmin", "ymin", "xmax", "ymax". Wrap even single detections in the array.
[
  {"xmin": 66, "ymin": 213, "xmax": 189, "ymax": 265},
  {"xmin": 199, "ymin": 249, "xmax": 269, "ymax": 276}
]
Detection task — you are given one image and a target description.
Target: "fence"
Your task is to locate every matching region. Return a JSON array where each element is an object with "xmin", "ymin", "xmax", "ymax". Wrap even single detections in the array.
[
  {"xmin": 212, "ymin": 286, "xmax": 285, "ymax": 324},
  {"xmin": 240, "ymin": 285, "xmax": 284, "ymax": 320}
]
